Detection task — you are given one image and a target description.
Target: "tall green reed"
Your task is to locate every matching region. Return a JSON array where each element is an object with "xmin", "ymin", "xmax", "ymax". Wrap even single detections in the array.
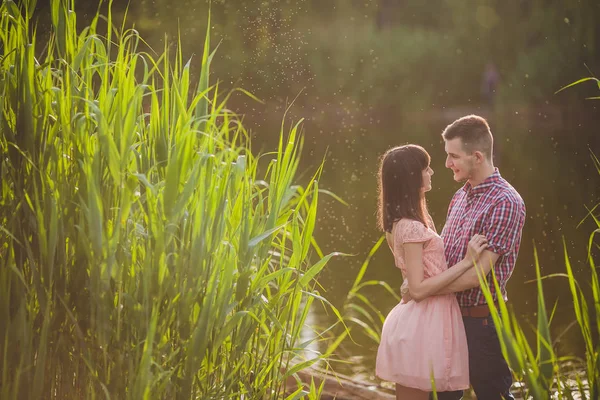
[
  {"xmin": 0, "ymin": 0, "xmax": 341, "ymax": 398},
  {"xmin": 479, "ymin": 150, "xmax": 600, "ymax": 399},
  {"xmin": 341, "ymin": 235, "xmax": 398, "ymax": 347}
]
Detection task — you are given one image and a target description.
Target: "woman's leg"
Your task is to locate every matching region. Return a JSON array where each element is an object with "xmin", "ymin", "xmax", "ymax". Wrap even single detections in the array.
[{"xmin": 396, "ymin": 384, "xmax": 429, "ymax": 400}]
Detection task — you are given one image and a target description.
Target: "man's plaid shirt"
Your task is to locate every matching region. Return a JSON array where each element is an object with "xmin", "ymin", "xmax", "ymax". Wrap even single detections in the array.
[{"xmin": 441, "ymin": 169, "xmax": 526, "ymax": 307}]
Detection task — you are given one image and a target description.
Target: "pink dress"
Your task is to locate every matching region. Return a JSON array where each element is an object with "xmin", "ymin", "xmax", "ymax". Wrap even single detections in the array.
[{"xmin": 376, "ymin": 219, "xmax": 469, "ymax": 391}]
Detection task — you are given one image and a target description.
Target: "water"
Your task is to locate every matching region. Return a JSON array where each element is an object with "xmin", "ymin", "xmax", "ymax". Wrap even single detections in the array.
[{"xmin": 254, "ymin": 104, "xmax": 600, "ymax": 379}]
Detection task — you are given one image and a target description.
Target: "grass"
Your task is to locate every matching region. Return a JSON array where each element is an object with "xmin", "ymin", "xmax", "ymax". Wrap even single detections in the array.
[
  {"xmin": 0, "ymin": 0, "xmax": 345, "ymax": 398},
  {"xmin": 478, "ymin": 77, "xmax": 600, "ymax": 400},
  {"xmin": 478, "ymin": 150, "xmax": 600, "ymax": 400}
]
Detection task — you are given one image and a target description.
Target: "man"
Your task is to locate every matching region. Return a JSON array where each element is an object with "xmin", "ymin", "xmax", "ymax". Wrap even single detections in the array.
[{"xmin": 404, "ymin": 115, "xmax": 526, "ymax": 399}]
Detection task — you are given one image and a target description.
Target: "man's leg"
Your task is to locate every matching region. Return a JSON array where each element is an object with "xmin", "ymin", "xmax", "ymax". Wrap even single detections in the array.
[
  {"xmin": 464, "ymin": 316, "xmax": 515, "ymax": 400},
  {"xmin": 431, "ymin": 390, "xmax": 462, "ymax": 400}
]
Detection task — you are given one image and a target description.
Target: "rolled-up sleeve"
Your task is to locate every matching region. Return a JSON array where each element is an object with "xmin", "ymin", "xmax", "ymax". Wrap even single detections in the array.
[{"xmin": 483, "ymin": 197, "xmax": 524, "ymax": 256}]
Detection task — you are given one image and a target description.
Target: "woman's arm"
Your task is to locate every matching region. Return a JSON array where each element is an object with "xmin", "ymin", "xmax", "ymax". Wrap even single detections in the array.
[
  {"xmin": 403, "ymin": 234, "xmax": 488, "ymax": 302},
  {"xmin": 404, "ymin": 243, "xmax": 472, "ymax": 302}
]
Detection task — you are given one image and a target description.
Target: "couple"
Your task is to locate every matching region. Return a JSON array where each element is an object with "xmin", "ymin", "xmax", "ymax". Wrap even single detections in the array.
[{"xmin": 375, "ymin": 115, "xmax": 526, "ymax": 399}]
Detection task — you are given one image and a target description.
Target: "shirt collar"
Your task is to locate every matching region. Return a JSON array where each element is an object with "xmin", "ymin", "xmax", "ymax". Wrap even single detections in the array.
[{"xmin": 462, "ymin": 168, "xmax": 501, "ymax": 196}]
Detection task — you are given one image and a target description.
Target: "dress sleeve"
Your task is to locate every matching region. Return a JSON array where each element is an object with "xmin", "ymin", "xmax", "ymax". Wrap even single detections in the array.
[{"xmin": 397, "ymin": 219, "xmax": 434, "ymax": 244}]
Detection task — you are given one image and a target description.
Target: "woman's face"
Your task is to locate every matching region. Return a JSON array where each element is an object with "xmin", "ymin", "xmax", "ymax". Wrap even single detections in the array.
[{"xmin": 421, "ymin": 165, "xmax": 434, "ymax": 192}]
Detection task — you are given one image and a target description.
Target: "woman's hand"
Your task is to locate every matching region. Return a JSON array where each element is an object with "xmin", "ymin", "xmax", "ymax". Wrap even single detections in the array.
[
  {"xmin": 400, "ymin": 280, "xmax": 412, "ymax": 303},
  {"xmin": 465, "ymin": 234, "xmax": 488, "ymax": 263}
]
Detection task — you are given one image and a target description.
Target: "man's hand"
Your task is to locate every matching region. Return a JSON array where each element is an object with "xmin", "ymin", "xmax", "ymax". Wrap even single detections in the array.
[{"xmin": 400, "ymin": 280, "xmax": 412, "ymax": 303}]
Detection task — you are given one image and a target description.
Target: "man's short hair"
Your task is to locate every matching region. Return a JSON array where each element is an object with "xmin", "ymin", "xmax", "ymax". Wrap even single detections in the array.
[{"xmin": 442, "ymin": 115, "xmax": 493, "ymax": 160}]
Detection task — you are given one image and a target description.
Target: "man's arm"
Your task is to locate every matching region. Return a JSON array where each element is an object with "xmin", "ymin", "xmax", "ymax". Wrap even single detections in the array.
[
  {"xmin": 436, "ymin": 250, "xmax": 500, "ymax": 294},
  {"xmin": 435, "ymin": 196, "xmax": 523, "ymax": 295}
]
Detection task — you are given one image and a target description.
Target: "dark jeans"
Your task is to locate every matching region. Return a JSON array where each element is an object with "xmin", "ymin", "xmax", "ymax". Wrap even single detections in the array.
[{"xmin": 433, "ymin": 315, "xmax": 515, "ymax": 400}]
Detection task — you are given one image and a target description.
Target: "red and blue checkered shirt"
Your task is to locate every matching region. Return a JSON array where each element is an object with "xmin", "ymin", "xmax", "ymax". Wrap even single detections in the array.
[{"xmin": 441, "ymin": 169, "xmax": 526, "ymax": 307}]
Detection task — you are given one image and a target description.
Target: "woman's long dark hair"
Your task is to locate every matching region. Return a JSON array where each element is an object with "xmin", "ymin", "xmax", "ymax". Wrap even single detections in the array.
[{"xmin": 377, "ymin": 145, "xmax": 431, "ymax": 232}]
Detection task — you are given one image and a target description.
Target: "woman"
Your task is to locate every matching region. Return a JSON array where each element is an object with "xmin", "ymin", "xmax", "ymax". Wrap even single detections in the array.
[{"xmin": 375, "ymin": 145, "xmax": 487, "ymax": 399}]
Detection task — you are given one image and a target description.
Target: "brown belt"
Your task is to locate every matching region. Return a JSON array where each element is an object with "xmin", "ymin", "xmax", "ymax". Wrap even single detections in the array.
[{"xmin": 460, "ymin": 304, "xmax": 495, "ymax": 318}]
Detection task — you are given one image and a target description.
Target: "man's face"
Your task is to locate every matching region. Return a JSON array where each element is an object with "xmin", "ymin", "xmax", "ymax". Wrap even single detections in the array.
[{"xmin": 444, "ymin": 138, "xmax": 475, "ymax": 182}]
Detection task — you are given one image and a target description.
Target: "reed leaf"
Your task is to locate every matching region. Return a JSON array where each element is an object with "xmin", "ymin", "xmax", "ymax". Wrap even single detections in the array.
[{"xmin": 534, "ymin": 246, "xmax": 555, "ymax": 391}]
